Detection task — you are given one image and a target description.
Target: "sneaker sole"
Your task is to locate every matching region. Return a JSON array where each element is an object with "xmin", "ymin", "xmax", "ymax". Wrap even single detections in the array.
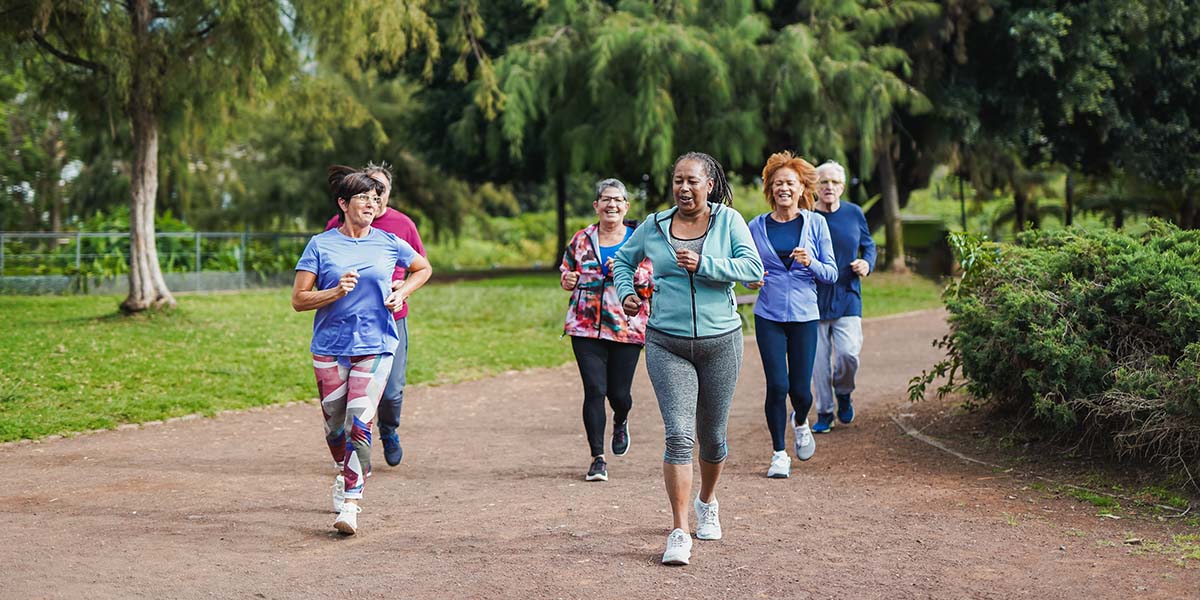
[
  {"xmin": 695, "ymin": 531, "xmax": 722, "ymax": 541},
  {"xmin": 767, "ymin": 471, "xmax": 789, "ymax": 479},
  {"xmin": 334, "ymin": 520, "xmax": 356, "ymax": 535},
  {"xmin": 585, "ymin": 473, "xmax": 608, "ymax": 482},
  {"xmin": 662, "ymin": 556, "xmax": 690, "ymax": 566}
]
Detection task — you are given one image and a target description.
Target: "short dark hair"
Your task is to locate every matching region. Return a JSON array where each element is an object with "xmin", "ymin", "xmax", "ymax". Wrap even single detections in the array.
[{"xmin": 328, "ymin": 166, "xmax": 385, "ymax": 224}]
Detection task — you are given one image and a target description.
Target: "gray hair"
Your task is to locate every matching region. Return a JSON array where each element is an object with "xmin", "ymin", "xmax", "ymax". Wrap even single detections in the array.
[
  {"xmin": 817, "ymin": 160, "xmax": 847, "ymax": 183},
  {"xmin": 594, "ymin": 178, "xmax": 628, "ymax": 200}
]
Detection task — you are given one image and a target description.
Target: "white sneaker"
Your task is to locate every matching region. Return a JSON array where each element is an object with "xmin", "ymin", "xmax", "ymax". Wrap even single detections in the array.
[
  {"xmin": 332, "ymin": 475, "xmax": 346, "ymax": 513},
  {"xmin": 792, "ymin": 412, "xmax": 816, "ymax": 461},
  {"xmin": 693, "ymin": 495, "xmax": 722, "ymax": 540},
  {"xmin": 661, "ymin": 528, "xmax": 692, "ymax": 565},
  {"xmin": 333, "ymin": 502, "xmax": 361, "ymax": 535},
  {"xmin": 767, "ymin": 450, "xmax": 791, "ymax": 478}
]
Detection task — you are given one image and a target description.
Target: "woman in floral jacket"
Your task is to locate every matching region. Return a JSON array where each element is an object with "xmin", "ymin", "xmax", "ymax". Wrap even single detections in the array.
[{"xmin": 560, "ymin": 177, "xmax": 654, "ymax": 482}]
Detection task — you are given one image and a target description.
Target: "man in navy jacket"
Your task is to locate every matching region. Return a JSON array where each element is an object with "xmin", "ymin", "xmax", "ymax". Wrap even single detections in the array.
[{"xmin": 812, "ymin": 161, "xmax": 877, "ymax": 433}]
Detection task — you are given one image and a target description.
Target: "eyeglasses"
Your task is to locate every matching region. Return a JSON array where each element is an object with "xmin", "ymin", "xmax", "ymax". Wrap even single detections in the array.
[
  {"xmin": 349, "ymin": 193, "xmax": 384, "ymax": 206},
  {"xmin": 597, "ymin": 196, "xmax": 627, "ymax": 204},
  {"xmin": 817, "ymin": 179, "xmax": 845, "ymax": 187}
]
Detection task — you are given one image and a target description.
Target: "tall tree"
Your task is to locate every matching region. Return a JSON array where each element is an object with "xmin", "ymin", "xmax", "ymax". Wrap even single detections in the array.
[
  {"xmin": 759, "ymin": 0, "xmax": 938, "ymax": 271},
  {"xmin": 2, "ymin": 0, "xmax": 440, "ymax": 312},
  {"xmin": 462, "ymin": 0, "xmax": 772, "ymax": 255}
]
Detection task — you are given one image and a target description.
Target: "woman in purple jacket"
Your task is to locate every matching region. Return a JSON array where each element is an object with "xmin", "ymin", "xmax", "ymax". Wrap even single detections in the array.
[{"xmin": 745, "ymin": 151, "xmax": 837, "ymax": 478}]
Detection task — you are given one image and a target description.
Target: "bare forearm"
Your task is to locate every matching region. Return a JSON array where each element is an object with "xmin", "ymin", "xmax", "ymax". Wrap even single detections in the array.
[
  {"xmin": 394, "ymin": 265, "xmax": 432, "ymax": 298},
  {"xmin": 292, "ymin": 287, "xmax": 345, "ymax": 312}
]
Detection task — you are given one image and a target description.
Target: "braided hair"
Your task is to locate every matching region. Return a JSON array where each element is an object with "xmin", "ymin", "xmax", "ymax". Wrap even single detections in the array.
[{"xmin": 672, "ymin": 151, "xmax": 734, "ymax": 207}]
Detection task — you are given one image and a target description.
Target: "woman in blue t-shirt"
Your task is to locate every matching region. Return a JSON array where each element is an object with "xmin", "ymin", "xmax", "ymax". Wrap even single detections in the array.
[{"xmin": 292, "ymin": 168, "xmax": 432, "ymax": 536}]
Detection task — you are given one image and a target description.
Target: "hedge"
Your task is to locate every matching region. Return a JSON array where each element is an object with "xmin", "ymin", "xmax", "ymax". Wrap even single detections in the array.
[{"xmin": 911, "ymin": 220, "xmax": 1200, "ymax": 474}]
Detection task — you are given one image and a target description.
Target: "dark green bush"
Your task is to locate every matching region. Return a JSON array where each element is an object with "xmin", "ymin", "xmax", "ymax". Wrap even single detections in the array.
[{"xmin": 911, "ymin": 220, "xmax": 1200, "ymax": 472}]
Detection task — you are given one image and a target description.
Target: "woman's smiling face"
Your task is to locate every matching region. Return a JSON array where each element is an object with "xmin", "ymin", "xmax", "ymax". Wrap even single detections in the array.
[
  {"xmin": 594, "ymin": 186, "xmax": 629, "ymax": 224},
  {"xmin": 770, "ymin": 167, "xmax": 803, "ymax": 210},
  {"xmin": 672, "ymin": 159, "xmax": 713, "ymax": 214}
]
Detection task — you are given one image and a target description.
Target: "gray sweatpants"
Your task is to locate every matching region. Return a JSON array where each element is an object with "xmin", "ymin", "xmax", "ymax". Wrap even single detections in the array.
[
  {"xmin": 813, "ymin": 316, "xmax": 863, "ymax": 415},
  {"xmin": 645, "ymin": 327, "xmax": 744, "ymax": 465}
]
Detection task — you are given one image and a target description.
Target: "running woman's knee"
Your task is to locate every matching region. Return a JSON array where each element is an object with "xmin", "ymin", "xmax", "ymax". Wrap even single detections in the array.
[
  {"xmin": 698, "ymin": 439, "xmax": 728, "ymax": 464},
  {"xmin": 764, "ymin": 372, "xmax": 791, "ymax": 399},
  {"xmin": 663, "ymin": 434, "xmax": 695, "ymax": 465}
]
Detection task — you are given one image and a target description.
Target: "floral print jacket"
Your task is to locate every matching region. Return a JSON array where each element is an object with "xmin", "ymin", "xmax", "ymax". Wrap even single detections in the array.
[{"xmin": 560, "ymin": 222, "xmax": 654, "ymax": 344}]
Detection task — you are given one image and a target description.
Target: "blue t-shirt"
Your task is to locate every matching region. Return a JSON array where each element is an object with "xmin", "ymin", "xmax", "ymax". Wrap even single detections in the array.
[
  {"xmin": 599, "ymin": 227, "xmax": 635, "ymax": 276},
  {"xmin": 765, "ymin": 214, "xmax": 803, "ymax": 269},
  {"xmin": 296, "ymin": 228, "xmax": 418, "ymax": 357}
]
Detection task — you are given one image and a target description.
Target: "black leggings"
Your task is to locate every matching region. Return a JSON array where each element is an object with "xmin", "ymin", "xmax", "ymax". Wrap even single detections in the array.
[{"xmin": 571, "ymin": 336, "xmax": 643, "ymax": 457}]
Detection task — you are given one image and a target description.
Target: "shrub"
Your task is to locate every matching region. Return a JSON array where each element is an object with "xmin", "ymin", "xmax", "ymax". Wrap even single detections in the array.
[{"xmin": 910, "ymin": 220, "xmax": 1200, "ymax": 473}]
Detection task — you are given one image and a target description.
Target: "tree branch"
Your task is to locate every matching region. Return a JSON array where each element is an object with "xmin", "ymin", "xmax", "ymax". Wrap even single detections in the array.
[{"xmin": 32, "ymin": 32, "xmax": 108, "ymax": 74}]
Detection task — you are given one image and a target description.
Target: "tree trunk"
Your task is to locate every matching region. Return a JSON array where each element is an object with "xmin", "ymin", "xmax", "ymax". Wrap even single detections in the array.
[
  {"xmin": 876, "ymin": 134, "xmax": 907, "ymax": 273},
  {"xmin": 1064, "ymin": 171, "xmax": 1074, "ymax": 227},
  {"xmin": 1180, "ymin": 194, "xmax": 1196, "ymax": 229},
  {"xmin": 1012, "ymin": 185, "xmax": 1028, "ymax": 235},
  {"xmin": 555, "ymin": 170, "xmax": 568, "ymax": 261},
  {"xmin": 120, "ymin": 0, "xmax": 175, "ymax": 314}
]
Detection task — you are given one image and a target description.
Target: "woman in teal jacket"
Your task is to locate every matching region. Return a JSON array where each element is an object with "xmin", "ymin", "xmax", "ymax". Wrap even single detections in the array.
[{"xmin": 613, "ymin": 152, "xmax": 764, "ymax": 567}]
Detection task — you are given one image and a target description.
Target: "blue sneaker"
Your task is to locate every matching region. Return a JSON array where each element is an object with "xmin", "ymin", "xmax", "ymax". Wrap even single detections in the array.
[
  {"xmin": 812, "ymin": 412, "xmax": 835, "ymax": 433},
  {"xmin": 381, "ymin": 428, "xmax": 403, "ymax": 466},
  {"xmin": 836, "ymin": 394, "xmax": 855, "ymax": 424}
]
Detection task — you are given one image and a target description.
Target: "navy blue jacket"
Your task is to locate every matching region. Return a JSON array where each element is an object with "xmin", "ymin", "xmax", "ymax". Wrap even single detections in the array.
[{"xmin": 816, "ymin": 202, "xmax": 877, "ymax": 319}]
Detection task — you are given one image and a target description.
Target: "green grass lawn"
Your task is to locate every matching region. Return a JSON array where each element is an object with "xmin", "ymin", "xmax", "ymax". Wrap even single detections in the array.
[{"xmin": 0, "ymin": 271, "xmax": 944, "ymax": 441}]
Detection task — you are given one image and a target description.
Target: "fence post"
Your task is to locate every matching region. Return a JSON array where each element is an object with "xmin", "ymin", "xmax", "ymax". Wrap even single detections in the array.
[
  {"xmin": 239, "ymin": 230, "xmax": 248, "ymax": 290},
  {"xmin": 195, "ymin": 232, "xmax": 202, "ymax": 292},
  {"xmin": 0, "ymin": 232, "xmax": 5, "ymax": 276},
  {"xmin": 75, "ymin": 231, "xmax": 82, "ymax": 272}
]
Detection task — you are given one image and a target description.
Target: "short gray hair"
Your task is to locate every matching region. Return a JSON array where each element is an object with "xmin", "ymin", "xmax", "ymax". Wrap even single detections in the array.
[
  {"xmin": 595, "ymin": 178, "xmax": 628, "ymax": 200},
  {"xmin": 817, "ymin": 160, "xmax": 847, "ymax": 183}
]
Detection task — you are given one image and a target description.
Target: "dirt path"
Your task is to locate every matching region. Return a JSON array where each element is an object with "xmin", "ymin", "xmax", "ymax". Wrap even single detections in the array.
[{"xmin": 3, "ymin": 310, "xmax": 1196, "ymax": 599}]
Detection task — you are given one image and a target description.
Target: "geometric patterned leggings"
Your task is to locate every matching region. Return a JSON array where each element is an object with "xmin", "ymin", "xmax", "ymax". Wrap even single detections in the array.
[{"xmin": 312, "ymin": 353, "xmax": 393, "ymax": 500}]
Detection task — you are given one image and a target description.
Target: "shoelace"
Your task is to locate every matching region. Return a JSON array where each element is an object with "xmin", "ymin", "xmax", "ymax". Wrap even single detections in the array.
[
  {"xmin": 798, "ymin": 426, "xmax": 812, "ymax": 447},
  {"xmin": 668, "ymin": 531, "xmax": 689, "ymax": 548},
  {"xmin": 699, "ymin": 502, "xmax": 719, "ymax": 526}
]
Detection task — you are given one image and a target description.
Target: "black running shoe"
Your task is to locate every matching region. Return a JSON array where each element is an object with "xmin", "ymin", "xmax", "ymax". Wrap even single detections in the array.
[
  {"xmin": 612, "ymin": 420, "xmax": 630, "ymax": 456},
  {"xmin": 585, "ymin": 457, "xmax": 608, "ymax": 482}
]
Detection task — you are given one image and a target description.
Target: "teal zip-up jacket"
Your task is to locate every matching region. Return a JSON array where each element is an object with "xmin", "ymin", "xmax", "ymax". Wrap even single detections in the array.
[{"xmin": 613, "ymin": 202, "xmax": 764, "ymax": 338}]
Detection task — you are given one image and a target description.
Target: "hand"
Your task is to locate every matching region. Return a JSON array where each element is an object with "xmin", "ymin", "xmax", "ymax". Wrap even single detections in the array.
[
  {"xmin": 676, "ymin": 249, "xmax": 701, "ymax": 273},
  {"xmin": 745, "ymin": 270, "xmax": 767, "ymax": 290},
  {"xmin": 561, "ymin": 271, "xmax": 580, "ymax": 290},
  {"xmin": 337, "ymin": 271, "xmax": 360, "ymax": 296},
  {"xmin": 791, "ymin": 247, "xmax": 812, "ymax": 267},
  {"xmin": 850, "ymin": 259, "xmax": 870, "ymax": 277},
  {"xmin": 621, "ymin": 294, "xmax": 642, "ymax": 317},
  {"xmin": 605, "ymin": 257, "xmax": 615, "ymax": 273},
  {"xmin": 384, "ymin": 289, "xmax": 408, "ymax": 311}
]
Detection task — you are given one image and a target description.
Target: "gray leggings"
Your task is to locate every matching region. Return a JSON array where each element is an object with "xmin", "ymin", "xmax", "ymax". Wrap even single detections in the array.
[{"xmin": 645, "ymin": 327, "xmax": 744, "ymax": 465}]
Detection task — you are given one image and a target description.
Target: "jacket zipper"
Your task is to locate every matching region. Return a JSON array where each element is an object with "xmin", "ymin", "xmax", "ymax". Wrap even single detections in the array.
[
  {"xmin": 658, "ymin": 204, "xmax": 718, "ymax": 339},
  {"xmin": 590, "ymin": 230, "xmax": 605, "ymax": 338}
]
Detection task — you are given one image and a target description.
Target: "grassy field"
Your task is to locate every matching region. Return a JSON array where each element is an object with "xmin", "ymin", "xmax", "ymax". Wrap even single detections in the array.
[{"xmin": 0, "ymin": 271, "xmax": 944, "ymax": 441}]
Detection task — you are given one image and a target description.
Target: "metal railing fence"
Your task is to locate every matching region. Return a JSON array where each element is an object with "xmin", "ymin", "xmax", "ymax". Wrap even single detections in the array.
[{"xmin": 0, "ymin": 231, "xmax": 313, "ymax": 294}]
